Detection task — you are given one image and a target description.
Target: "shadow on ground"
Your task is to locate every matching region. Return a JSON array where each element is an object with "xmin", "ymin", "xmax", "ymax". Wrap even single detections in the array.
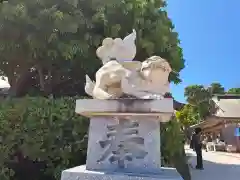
[{"xmin": 187, "ymin": 151, "xmax": 240, "ymax": 180}]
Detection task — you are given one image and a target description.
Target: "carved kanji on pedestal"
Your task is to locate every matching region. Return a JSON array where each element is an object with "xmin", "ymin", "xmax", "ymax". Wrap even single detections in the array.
[{"xmin": 98, "ymin": 118, "xmax": 147, "ymax": 168}]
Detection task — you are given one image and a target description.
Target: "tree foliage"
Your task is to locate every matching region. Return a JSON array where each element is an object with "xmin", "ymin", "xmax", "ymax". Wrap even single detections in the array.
[
  {"xmin": 175, "ymin": 104, "xmax": 199, "ymax": 128},
  {"xmin": 0, "ymin": 1, "xmax": 188, "ymax": 179},
  {"xmin": 182, "ymin": 83, "xmax": 240, "ymax": 128},
  {"xmin": 227, "ymin": 88, "xmax": 240, "ymax": 94},
  {"xmin": 161, "ymin": 118, "xmax": 191, "ymax": 180},
  {"xmin": 209, "ymin": 82, "xmax": 225, "ymax": 94},
  {"xmin": 0, "ymin": 0, "xmax": 185, "ymax": 97},
  {"xmin": 0, "ymin": 97, "xmax": 89, "ymax": 180},
  {"xmin": 184, "ymin": 82, "xmax": 224, "ymax": 120},
  {"xmin": 0, "ymin": 97, "xmax": 191, "ymax": 180},
  {"xmin": 184, "ymin": 85, "xmax": 210, "ymax": 106},
  {"xmin": 184, "ymin": 85, "xmax": 211, "ymax": 119}
]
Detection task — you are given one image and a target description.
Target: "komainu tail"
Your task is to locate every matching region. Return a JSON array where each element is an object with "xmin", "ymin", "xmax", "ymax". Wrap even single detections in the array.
[{"xmin": 85, "ymin": 75, "xmax": 95, "ymax": 97}]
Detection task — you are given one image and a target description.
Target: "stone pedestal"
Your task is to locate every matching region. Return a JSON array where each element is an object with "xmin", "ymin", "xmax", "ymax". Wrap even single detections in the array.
[
  {"xmin": 86, "ymin": 116, "xmax": 161, "ymax": 174},
  {"xmin": 61, "ymin": 165, "xmax": 182, "ymax": 180},
  {"xmin": 61, "ymin": 99, "xmax": 183, "ymax": 180}
]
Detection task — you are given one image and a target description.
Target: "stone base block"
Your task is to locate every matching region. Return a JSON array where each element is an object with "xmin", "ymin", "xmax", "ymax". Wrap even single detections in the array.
[
  {"xmin": 61, "ymin": 165, "xmax": 183, "ymax": 180},
  {"xmin": 86, "ymin": 117, "xmax": 161, "ymax": 173},
  {"xmin": 75, "ymin": 99, "xmax": 174, "ymax": 122}
]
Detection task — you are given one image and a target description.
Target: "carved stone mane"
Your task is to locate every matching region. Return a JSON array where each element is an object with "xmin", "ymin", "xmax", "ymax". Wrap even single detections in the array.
[{"xmin": 84, "ymin": 30, "xmax": 172, "ymax": 100}]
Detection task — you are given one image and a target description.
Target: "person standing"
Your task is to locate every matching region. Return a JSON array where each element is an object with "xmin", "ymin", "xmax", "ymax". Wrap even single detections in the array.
[{"xmin": 191, "ymin": 127, "xmax": 204, "ymax": 170}]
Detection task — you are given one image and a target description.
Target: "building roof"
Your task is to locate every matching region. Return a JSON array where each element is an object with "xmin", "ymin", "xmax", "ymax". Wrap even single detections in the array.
[
  {"xmin": 190, "ymin": 95, "xmax": 240, "ymax": 131},
  {"xmin": 173, "ymin": 99, "xmax": 185, "ymax": 110},
  {"xmin": 213, "ymin": 94, "xmax": 240, "ymax": 99},
  {"xmin": 213, "ymin": 96, "xmax": 240, "ymax": 118}
]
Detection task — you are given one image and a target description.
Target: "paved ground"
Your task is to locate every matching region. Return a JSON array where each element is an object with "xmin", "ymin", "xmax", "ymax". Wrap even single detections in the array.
[{"xmin": 185, "ymin": 146, "xmax": 240, "ymax": 180}]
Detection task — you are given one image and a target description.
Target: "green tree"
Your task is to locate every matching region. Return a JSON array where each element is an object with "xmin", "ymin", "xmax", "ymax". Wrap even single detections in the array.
[
  {"xmin": 227, "ymin": 88, "xmax": 240, "ymax": 94},
  {"xmin": 0, "ymin": 97, "xmax": 89, "ymax": 180},
  {"xmin": 184, "ymin": 83, "xmax": 224, "ymax": 119},
  {"xmin": 0, "ymin": 0, "xmax": 185, "ymax": 97},
  {"xmin": 184, "ymin": 85, "xmax": 211, "ymax": 105},
  {"xmin": 161, "ymin": 118, "xmax": 191, "ymax": 180},
  {"xmin": 0, "ymin": 0, "xmax": 88, "ymax": 96},
  {"xmin": 175, "ymin": 104, "xmax": 199, "ymax": 128},
  {"xmin": 209, "ymin": 82, "xmax": 225, "ymax": 94}
]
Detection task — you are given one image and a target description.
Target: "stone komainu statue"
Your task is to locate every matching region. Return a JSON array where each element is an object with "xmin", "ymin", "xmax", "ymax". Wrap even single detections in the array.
[{"xmin": 85, "ymin": 30, "xmax": 172, "ymax": 100}]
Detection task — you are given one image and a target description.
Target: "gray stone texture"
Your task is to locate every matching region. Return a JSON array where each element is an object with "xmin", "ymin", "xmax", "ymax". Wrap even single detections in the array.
[
  {"xmin": 75, "ymin": 99, "xmax": 174, "ymax": 122},
  {"xmin": 61, "ymin": 99, "xmax": 181, "ymax": 180},
  {"xmin": 86, "ymin": 116, "xmax": 161, "ymax": 174},
  {"xmin": 61, "ymin": 165, "xmax": 183, "ymax": 180}
]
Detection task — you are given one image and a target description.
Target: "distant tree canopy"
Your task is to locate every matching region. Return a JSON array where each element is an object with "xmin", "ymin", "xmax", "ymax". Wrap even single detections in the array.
[
  {"xmin": 0, "ymin": 0, "xmax": 185, "ymax": 97},
  {"xmin": 180, "ymin": 82, "xmax": 240, "ymax": 127},
  {"xmin": 209, "ymin": 82, "xmax": 225, "ymax": 94},
  {"xmin": 227, "ymin": 88, "xmax": 240, "ymax": 94}
]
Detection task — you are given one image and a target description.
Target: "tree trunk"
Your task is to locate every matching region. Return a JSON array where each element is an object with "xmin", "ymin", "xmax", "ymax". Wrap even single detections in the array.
[
  {"xmin": 37, "ymin": 66, "xmax": 45, "ymax": 92},
  {"xmin": 8, "ymin": 70, "xmax": 35, "ymax": 97},
  {"xmin": 38, "ymin": 66, "xmax": 53, "ymax": 95}
]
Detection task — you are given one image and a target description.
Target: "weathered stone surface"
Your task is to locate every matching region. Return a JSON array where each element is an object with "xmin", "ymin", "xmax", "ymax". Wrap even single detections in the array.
[
  {"xmin": 61, "ymin": 29, "xmax": 182, "ymax": 180},
  {"xmin": 85, "ymin": 30, "xmax": 172, "ymax": 101},
  {"xmin": 86, "ymin": 116, "xmax": 161, "ymax": 174},
  {"xmin": 75, "ymin": 99, "xmax": 174, "ymax": 122},
  {"xmin": 61, "ymin": 165, "xmax": 183, "ymax": 180}
]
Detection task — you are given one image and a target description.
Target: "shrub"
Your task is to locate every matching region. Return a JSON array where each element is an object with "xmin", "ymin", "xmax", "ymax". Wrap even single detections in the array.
[
  {"xmin": 0, "ymin": 97, "xmax": 190, "ymax": 180},
  {"xmin": 161, "ymin": 118, "xmax": 191, "ymax": 180},
  {"xmin": 0, "ymin": 97, "xmax": 89, "ymax": 180}
]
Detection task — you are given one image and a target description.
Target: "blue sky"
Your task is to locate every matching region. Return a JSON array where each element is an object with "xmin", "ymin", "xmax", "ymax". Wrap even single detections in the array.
[{"xmin": 167, "ymin": 0, "xmax": 240, "ymax": 102}]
